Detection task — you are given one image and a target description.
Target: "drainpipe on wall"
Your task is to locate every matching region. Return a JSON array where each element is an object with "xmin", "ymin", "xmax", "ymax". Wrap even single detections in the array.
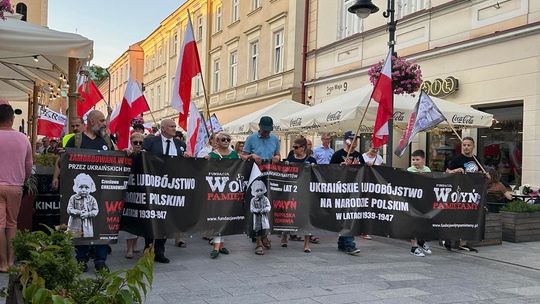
[{"xmin": 301, "ymin": 0, "xmax": 310, "ymax": 105}]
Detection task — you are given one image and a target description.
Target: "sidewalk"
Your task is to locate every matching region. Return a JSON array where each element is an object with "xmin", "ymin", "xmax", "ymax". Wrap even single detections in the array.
[{"xmin": 3, "ymin": 236, "xmax": 540, "ymax": 303}]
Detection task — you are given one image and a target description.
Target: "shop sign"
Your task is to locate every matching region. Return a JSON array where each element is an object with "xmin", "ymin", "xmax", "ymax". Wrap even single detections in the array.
[
  {"xmin": 325, "ymin": 81, "xmax": 349, "ymax": 96},
  {"xmin": 420, "ymin": 76, "xmax": 459, "ymax": 97}
]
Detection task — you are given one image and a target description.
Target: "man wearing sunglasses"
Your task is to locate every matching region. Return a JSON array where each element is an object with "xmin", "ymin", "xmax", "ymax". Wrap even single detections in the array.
[{"xmin": 141, "ymin": 118, "xmax": 186, "ymax": 264}]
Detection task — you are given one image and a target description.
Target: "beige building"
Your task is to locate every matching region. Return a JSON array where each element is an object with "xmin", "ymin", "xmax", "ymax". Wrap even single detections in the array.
[
  {"xmin": 140, "ymin": 0, "xmax": 308, "ymax": 128},
  {"xmin": 305, "ymin": 0, "xmax": 540, "ymax": 186},
  {"xmin": 11, "ymin": 0, "xmax": 47, "ymax": 26},
  {"xmin": 96, "ymin": 43, "xmax": 144, "ymax": 114}
]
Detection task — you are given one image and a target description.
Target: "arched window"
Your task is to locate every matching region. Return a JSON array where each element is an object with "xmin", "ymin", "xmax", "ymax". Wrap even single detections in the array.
[{"xmin": 16, "ymin": 3, "xmax": 27, "ymax": 21}]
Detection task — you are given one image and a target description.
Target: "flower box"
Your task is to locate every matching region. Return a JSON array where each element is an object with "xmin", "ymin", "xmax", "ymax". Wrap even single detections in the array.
[
  {"xmin": 500, "ymin": 211, "xmax": 540, "ymax": 243},
  {"xmin": 469, "ymin": 212, "xmax": 502, "ymax": 246}
]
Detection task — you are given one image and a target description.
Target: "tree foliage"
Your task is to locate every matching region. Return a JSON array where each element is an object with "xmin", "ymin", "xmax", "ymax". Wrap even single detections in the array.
[{"xmin": 89, "ymin": 65, "xmax": 108, "ymax": 85}]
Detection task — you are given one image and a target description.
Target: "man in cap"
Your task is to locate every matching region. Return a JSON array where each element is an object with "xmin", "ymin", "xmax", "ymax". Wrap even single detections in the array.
[
  {"xmin": 242, "ymin": 116, "xmax": 281, "ymax": 164},
  {"xmin": 330, "ymin": 131, "xmax": 365, "ymax": 255},
  {"xmin": 242, "ymin": 116, "xmax": 281, "ymax": 249}
]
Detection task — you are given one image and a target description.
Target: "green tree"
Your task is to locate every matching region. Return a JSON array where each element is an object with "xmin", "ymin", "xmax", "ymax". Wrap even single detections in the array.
[{"xmin": 89, "ymin": 65, "xmax": 108, "ymax": 85}]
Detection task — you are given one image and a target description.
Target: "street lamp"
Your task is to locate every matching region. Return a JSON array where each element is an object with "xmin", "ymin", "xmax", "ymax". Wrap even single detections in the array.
[{"xmin": 348, "ymin": 0, "xmax": 396, "ymax": 167}]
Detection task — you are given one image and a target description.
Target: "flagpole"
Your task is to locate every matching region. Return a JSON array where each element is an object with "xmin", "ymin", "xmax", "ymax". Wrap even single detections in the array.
[
  {"xmin": 183, "ymin": 10, "xmax": 214, "ymax": 136},
  {"xmin": 445, "ymin": 120, "xmax": 488, "ymax": 174},
  {"xmin": 345, "ymin": 98, "xmax": 374, "ymax": 160}
]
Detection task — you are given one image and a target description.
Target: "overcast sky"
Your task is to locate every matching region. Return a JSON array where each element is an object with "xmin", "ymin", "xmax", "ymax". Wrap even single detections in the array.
[{"xmin": 48, "ymin": 0, "xmax": 187, "ymax": 67}]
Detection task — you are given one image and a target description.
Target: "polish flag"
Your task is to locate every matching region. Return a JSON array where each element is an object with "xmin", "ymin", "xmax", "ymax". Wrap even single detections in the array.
[
  {"xmin": 108, "ymin": 103, "xmax": 121, "ymax": 134},
  {"xmin": 171, "ymin": 15, "xmax": 202, "ymax": 131},
  {"xmin": 186, "ymin": 101, "xmax": 208, "ymax": 156},
  {"xmin": 77, "ymin": 75, "xmax": 104, "ymax": 118},
  {"xmin": 37, "ymin": 107, "xmax": 67, "ymax": 138},
  {"xmin": 112, "ymin": 71, "xmax": 150, "ymax": 149},
  {"xmin": 371, "ymin": 50, "xmax": 393, "ymax": 148}
]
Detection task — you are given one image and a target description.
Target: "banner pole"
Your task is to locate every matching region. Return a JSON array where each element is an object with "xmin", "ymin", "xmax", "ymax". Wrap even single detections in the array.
[
  {"xmin": 445, "ymin": 119, "xmax": 487, "ymax": 174},
  {"xmin": 345, "ymin": 98, "xmax": 373, "ymax": 160},
  {"xmin": 187, "ymin": 9, "xmax": 214, "ymax": 135}
]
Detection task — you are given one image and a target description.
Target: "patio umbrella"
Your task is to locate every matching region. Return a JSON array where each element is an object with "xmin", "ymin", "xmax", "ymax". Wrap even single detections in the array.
[
  {"xmin": 222, "ymin": 99, "xmax": 309, "ymax": 134},
  {"xmin": 279, "ymin": 86, "xmax": 493, "ymax": 133}
]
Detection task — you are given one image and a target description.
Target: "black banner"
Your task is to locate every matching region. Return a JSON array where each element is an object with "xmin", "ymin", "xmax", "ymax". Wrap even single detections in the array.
[
  {"xmin": 64, "ymin": 151, "xmax": 486, "ymax": 241},
  {"xmin": 32, "ymin": 173, "xmax": 61, "ymax": 231},
  {"xmin": 60, "ymin": 149, "xmax": 131, "ymax": 245},
  {"xmin": 120, "ymin": 152, "xmax": 251, "ymax": 238},
  {"xmin": 303, "ymin": 165, "xmax": 485, "ymax": 240}
]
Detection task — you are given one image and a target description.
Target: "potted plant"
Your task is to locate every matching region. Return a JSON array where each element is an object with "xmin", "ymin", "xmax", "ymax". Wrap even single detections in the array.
[
  {"xmin": 500, "ymin": 200, "xmax": 540, "ymax": 242},
  {"xmin": 368, "ymin": 55, "xmax": 423, "ymax": 96},
  {"xmin": 4, "ymin": 225, "xmax": 154, "ymax": 303}
]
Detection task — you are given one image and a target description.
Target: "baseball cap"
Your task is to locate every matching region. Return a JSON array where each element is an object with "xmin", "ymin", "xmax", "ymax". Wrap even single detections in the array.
[
  {"xmin": 259, "ymin": 116, "xmax": 273, "ymax": 131},
  {"xmin": 343, "ymin": 131, "xmax": 356, "ymax": 141}
]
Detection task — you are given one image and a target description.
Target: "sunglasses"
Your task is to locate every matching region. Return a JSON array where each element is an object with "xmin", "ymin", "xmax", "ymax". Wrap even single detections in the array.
[
  {"xmin": 219, "ymin": 138, "xmax": 231, "ymax": 142},
  {"xmin": 132, "ymin": 141, "xmax": 143, "ymax": 145},
  {"xmin": 293, "ymin": 145, "xmax": 304, "ymax": 149}
]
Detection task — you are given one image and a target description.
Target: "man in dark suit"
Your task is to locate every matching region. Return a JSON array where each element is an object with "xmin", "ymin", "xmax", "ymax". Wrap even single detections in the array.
[{"xmin": 142, "ymin": 118, "xmax": 186, "ymax": 263}]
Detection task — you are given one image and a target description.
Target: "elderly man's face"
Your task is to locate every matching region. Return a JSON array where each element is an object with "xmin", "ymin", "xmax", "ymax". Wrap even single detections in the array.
[
  {"xmin": 161, "ymin": 121, "xmax": 177, "ymax": 138},
  {"xmin": 89, "ymin": 113, "xmax": 106, "ymax": 135}
]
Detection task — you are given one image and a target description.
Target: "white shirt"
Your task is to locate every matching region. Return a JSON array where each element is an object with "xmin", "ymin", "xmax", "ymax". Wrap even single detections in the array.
[
  {"xmin": 161, "ymin": 136, "xmax": 177, "ymax": 156},
  {"xmin": 362, "ymin": 152, "xmax": 383, "ymax": 166}
]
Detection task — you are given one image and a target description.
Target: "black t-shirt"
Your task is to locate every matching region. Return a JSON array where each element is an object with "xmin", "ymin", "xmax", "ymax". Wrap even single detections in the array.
[
  {"xmin": 286, "ymin": 154, "xmax": 317, "ymax": 164},
  {"xmin": 448, "ymin": 154, "xmax": 479, "ymax": 173},
  {"xmin": 65, "ymin": 132, "xmax": 114, "ymax": 151},
  {"xmin": 330, "ymin": 149, "xmax": 365, "ymax": 165}
]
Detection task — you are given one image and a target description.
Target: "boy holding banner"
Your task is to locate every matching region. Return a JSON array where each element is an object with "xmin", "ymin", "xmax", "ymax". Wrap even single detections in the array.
[{"xmin": 407, "ymin": 150, "xmax": 432, "ymax": 257}]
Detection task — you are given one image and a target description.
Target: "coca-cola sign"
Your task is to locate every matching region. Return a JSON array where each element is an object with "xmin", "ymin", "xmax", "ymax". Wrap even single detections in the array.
[
  {"xmin": 290, "ymin": 118, "xmax": 302, "ymax": 127},
  {"xmin": 326, "ymin": 111, "xmax": 342, "ymax": 122},
  {"xmin": 452, "ymin": 115, "xmax": 474, "ymax": 125}
]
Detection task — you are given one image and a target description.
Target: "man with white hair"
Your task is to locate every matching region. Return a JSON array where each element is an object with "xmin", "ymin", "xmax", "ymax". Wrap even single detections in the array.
[{"xmin": 142, "ymin": 118, "xmax": 187, "ymax": 263}]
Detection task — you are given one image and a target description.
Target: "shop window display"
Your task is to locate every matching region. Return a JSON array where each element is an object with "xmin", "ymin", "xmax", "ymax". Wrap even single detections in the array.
[
  {"xmin": 478, "ymin": 105, "xmax": 522, "ymax": 185},
  {"xmin": 427, "ymin": 130, "xmax": 462, "ymax": 172}
]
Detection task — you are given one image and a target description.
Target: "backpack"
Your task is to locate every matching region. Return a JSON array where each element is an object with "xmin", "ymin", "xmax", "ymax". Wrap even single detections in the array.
[{"xmin": 73, "ymin": 132, "xmax": 113, "ymax": 150}]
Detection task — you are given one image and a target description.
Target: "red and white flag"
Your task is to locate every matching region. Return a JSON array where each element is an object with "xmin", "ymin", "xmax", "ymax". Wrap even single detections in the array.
[
  {"xmin": 76, "ymin": 75, "xmax": 104, "ymax": 118},
  {"xmin": 111, "ymin": 71, "xmax": 150, "ymax": 149},
  {"xmin": 171, "ymin": 15, "xmax": 202, "ymax": 131},
  {"xmin": 37, "ymin": 107, "xmax": 67, "ymax": 138},
  {"xmin": 108, "ymin": 103, "xmax": 121, "ymax": 134},
  {"xmin": 186, "ymin": 101, "xmax": 208, "ymax": 156},
  {"xmin": 371, "ymin": 50, "xmax": 393, "ymax": 148}
]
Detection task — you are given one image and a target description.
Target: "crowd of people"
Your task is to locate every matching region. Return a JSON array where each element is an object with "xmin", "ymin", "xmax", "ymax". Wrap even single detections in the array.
[{"xmin": 0, "ymin": 101, "xmax": 499, "ymax": 273}]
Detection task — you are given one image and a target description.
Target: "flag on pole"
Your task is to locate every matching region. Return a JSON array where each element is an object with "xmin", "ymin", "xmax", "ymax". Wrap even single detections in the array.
[
  {"xmin": 77, "ymin": 76, "xmax": 104, "ymax": 118},
  {"xmin": 394, "ymin": 91, "xmax": 446, "ymax": 157},
  {"xmin": 371, "ymin": 50, "xmax": 393, "ymax": 148},
  {"xmin": 112, "ymin": 71, "xmax": 150, "ymax": 149},
  {"xmin": 206, "ymin": 113, "xmax": 223, "ymax": 133},
  {"xmin": 171, "ymin": 15, "xmax": 202, "ymax": 131},
  {"xmin": 37, "ymin": 107, "xmax": 67, "ymax": 138},
  {"xmin": 108, "ymin": 103, "xmax": 121, "ymax": 134},
  {"xmin": 185, "ymin": 101, "xmax": 208, "ymax": 156}
]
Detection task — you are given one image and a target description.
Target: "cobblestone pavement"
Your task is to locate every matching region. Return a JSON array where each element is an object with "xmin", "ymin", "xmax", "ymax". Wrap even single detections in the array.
[{"xmin": 3, "ymin": 236, "xmax": 540, "ymax": 303}]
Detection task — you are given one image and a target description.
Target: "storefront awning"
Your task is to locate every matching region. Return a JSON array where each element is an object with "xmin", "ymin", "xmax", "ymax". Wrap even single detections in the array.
[
  {"xmin": 0, "ymin": 14, "xmax": 94, "ymax": 101},
  {"xmin": 222, "ymin": 99, "xmax": 309, "ymax": 134},
  {"xmin": 279, "ymin": 86, "xmax": 493, "ymax": 133}
]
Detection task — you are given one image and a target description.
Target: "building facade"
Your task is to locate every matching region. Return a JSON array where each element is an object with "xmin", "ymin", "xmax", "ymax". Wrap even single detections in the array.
[
  {"xmin": 10, "ymin": 0, "xmax": 47, "ymax": 25},
  {"xmin": 96, "ymin": 43, "xmax": 144, "ymax": 114},
  {"xmin": 139, "ymin": 0, "xmax": 307, "ymax": 128},
  {"xmin": 305, "ymin": 0, "xmax": 540, "ymax": 186}
]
